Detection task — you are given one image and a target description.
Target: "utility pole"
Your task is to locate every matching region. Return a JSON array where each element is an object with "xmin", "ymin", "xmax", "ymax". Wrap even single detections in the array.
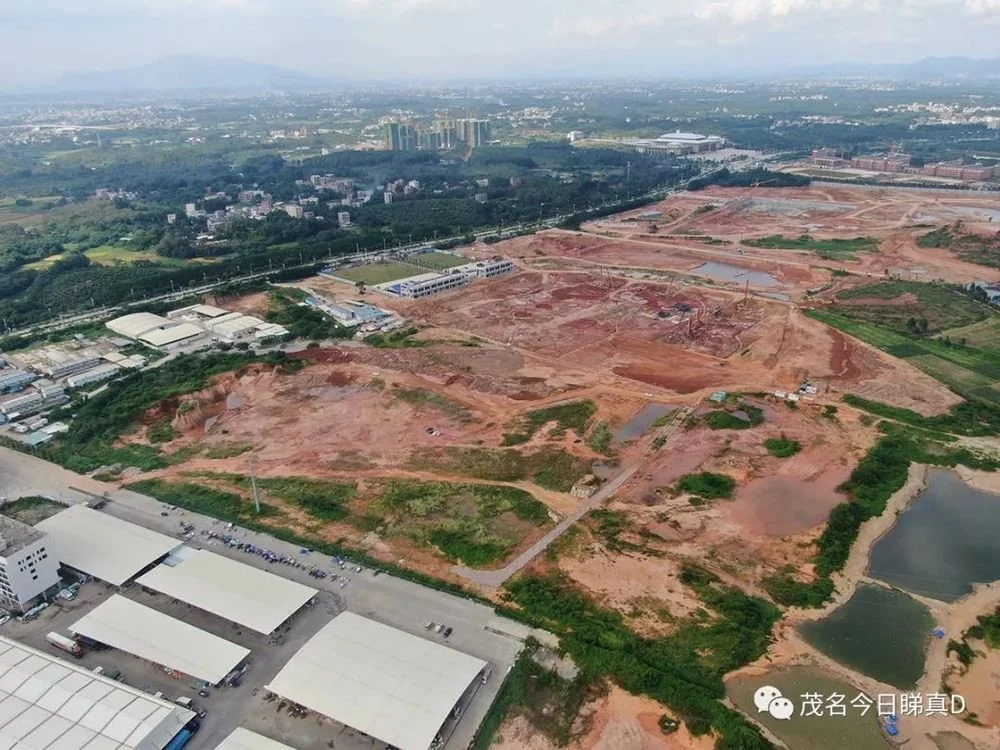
[{"xmin": 248, "ymin": 456, "xmax": 260, "ymax": 514}]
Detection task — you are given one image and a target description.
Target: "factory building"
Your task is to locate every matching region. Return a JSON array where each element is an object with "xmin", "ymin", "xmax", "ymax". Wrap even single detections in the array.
[
  {"xmin": 66, "ymin": 363, "xmax": 122, "ymax": 389},
  {"xmin": 106, "ymin": 312, "xmax": 209, "ymax": 351},
  {"xmin": 457, "ymin": 258, "xmax": 516, "ymax": 279},
  {"xmin": 307, "ymin": 298, "xmax": 391, "ymax": 327},
  {"xmin": 0, "ymin": 368, "xmax": 36, "ymax": 394},
  {"xmin": 0, "ymin": 379, "xmax": 66, "ymax": 420},
  {"xmin": 39, "ymin": 355, "xmax": 102, "ymax": 379},
  {"xmin": 395, "ymin": 272, "xmax": 471, "ymax": 299},
  {"xmin": 0, "ymin": 516, "xmax": 61, "ymax": 612}
]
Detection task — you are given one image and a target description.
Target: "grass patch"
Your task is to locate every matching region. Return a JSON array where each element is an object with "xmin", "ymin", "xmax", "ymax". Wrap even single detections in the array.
[
  {"xmin": 0, "ymin": 496, "xmax": 66, "ymax": 524},
  {"xmin": 764, "ymin": 436, "xmax": 801, "ymax": 458},
  {"xmin": 939, "ymin": 317, "xmax": 1000, "ymax": 350},
  {"xmin": 744, "ymin": 233, "xmax": 877, "ymax": 260},
  {"xmin": 145, "ymin": 420, "xmax": 176, "ymax": 444},
  {"xmin": 676, "ymin": 472, "xmax": 736, "ymax": 499},
  {"xmin": 203, "ymin": 442, "xmax": 255, "ymax": 459},
  {"xmin": 337, "ymin": 262, "xmax": 423, "ymax": 285},
  {"xmin": 407, "ymin": 252, "xmax": 469, "ymax": 270},
  {"xmin": 365, "ymin": 326, "xmax": 428, "ymax": 348},
  {"xmin": 184, "ymin": 472, "xmax": 356, "ymax": 522},
  {"xmin": 390, "ymin": 385, "xmax": 472, "ymax": 421},
  {"xmin": 697, "ymin": 402, "xmax": 764, "ymax": 431},
  {"xmin": 586, "ymin": 422, "xmax": 616, "ymax": 456},
  {"xmin": 502, "ymin": 400, "xmax": 597, "ymax": 445},
  {"xmin": 831, "ymin": 280, "xmax": 991, "ymax": 334},
  {"xmin": 376, "ymin": 480, "xmax": 550, "ymax": 566},
  {"xmin": 409, "ymin": 446, "xmax": 591, "ymax": 493},
  {"xmin": 126, "ymin": 478, "xmax": 278, "ymax": 519}
]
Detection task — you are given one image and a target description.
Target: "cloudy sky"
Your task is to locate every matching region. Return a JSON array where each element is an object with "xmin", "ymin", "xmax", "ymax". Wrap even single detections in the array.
[{"xmin": 1, "ymin": 0, "xmax": 999, "ymax": 85}]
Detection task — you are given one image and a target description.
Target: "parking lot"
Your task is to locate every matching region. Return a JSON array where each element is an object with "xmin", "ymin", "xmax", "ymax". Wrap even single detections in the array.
[{"xmin": 0, "ymin": 447, "xmax": 531, "ymax": 750}]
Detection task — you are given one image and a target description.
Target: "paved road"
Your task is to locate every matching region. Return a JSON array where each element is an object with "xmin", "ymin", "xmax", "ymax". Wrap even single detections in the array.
[{"xmin": 454, "ymin": 463, "xmax": 641, "ymax": 588}]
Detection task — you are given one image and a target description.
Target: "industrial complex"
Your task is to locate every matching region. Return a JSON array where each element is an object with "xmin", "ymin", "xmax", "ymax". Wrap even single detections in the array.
[
  {"xmin": 0, "ymin": 465, "xmax": 528, "ymax": 750},
  {"xmin": 105, "ymin": 306, "xmax": 288, "ymax": 352}
]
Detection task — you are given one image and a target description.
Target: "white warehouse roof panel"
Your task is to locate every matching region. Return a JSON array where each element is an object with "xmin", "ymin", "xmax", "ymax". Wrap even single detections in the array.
[
  {"xmin": 215, "ymin": 728, "xmax": 297, "ymax": 750},
  {"xmin": 36, "ymin": 505, "xmax": 181, "ymax": 586},
  {"xmin": 138, "ymin": 323, "xmax": 205, "ymax": 348},
  {"xmin": 71, "ymin": 596, "xmax": 250, "ymax": 685},
  {"xmin": 105, "ymin": 313, "xmax": 172, "ymax": 340},
  {"xmin": 0, "ymin": 635, "xmax": 193, "ymax": 750},
  {"xmin": 136, "ymin": 549, "xmax": 317, "ymax": 635},
  {"xmin": 265, "ymin": 613, "xmax": 486, "ymax": 750}
]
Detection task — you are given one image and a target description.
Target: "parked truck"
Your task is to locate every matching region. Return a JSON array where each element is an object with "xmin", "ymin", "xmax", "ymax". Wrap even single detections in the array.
[{"xmin": 46, "ymin": 632, "xmax": 83, "ymax": 658}]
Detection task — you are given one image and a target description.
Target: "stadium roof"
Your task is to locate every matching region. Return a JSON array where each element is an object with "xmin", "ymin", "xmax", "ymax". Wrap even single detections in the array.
[
  {"xmin": 0, "ymin": 634, "xmax": 193, "ymax": 750},
  {"xmin": 135, "ymin": 549, "xmax": 316, "ymax": 635},
  {"xmin": 265, "ymin": 613, "xmax": 486, "ymax": 750},
  {"xmin": 70, "ymin": 596, "xmax": 250, "ymax": 686},
  {"xmin": 36, "ymin": 505, "xmax": 180, "ymax": 586},
  {"xmin": 105, "ymin": 313, "xmax": 171, "ymax": 340},
  {"xmin": 214, "ymin": 728, "xmax": 296, "ymax": 750},
  {"xmin": 138, "ymin": 323, "xmax": 205, "ymax": 348}
]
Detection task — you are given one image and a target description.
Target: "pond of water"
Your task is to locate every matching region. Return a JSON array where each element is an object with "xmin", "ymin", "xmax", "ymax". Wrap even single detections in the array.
[
  {"xmin": 868, "ymin": 469, "xmax": 1000, "ymax": 602},
  {"xmin": 693, "ymin": 261, "xmax": 780, "ymax": 288},
  {"xmin": 727, "ymin": 666, "xmax": 891, "ymax": 750},
  {"xmin": 799, "ymin": 583, "xmax": 933, "ymax": 688},
  {"xmin": 611, "ymin": 403, "xmax": 675, "ymax": 443}
]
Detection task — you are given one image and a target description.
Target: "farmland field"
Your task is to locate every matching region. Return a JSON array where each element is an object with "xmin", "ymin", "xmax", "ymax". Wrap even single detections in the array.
[
  {"xmin": 939, "ymin": 317, "xmax": 1000, "ymax": 350},
  {"xmin": 831, "ymin": 280, "xmax": 991, "ymax": 334},
  {"xmin": 336, "ymin": 262, "xmax": 423, "ymax": 285},
  {"xmin": 807, "ymin": 308, "xmax": 1000, "ymax": 403}
]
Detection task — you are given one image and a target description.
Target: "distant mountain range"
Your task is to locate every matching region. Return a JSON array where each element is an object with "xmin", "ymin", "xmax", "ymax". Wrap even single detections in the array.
[
  {"xmin": 20, "ymin": 54, "xmax": 1000, "ymax": 95},
  {"xmin": 51, "ymin": 55, "xmax": 330, "ymax": 93},
  {"xmin": 785, "ymin": 56, "xmax": 1000, "ymax": 80}
]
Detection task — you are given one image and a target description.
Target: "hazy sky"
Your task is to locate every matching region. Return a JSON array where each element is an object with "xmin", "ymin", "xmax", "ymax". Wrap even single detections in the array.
[{"xmin": 2, "ymin": 0, "xmax": 999, "ymax": 84}]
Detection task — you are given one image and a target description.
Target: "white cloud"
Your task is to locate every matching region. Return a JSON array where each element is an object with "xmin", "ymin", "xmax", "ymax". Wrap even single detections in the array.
[{"xmin": 965, "ymin": 0, "xmax": 1000, "ymax": 13}]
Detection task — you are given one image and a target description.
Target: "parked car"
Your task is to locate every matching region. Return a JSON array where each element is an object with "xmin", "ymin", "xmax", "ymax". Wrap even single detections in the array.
[{"xmin": 443, "ymin": 627, "xmax": 453, "ymax": 638}]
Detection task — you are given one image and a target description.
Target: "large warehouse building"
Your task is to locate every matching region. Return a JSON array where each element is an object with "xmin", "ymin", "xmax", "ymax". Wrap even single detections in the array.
[
  {"xmin": 105, "ymin": 313, "xmax": 207, "ymax": 352},
  {"xmin": 0, "ymin": 635, "xmax": 194, "ymax": 749},
  {"xmin": 215, "ymin": 728, "xmax": 297, "ymax": 750},
  {"xmin": 36, "ymin": 505, "xmax": 180, "ymax": 587},
  {"xmin": 265, "ymin": 612, "xmax": 487, "ymax": 750},
  {"xmin": 136, "ymin": 549, "xmax": 317, "ymax": 635},
  {"xmin": 71, "ymin": 595, "xmax": 250, "ymax": 686}
]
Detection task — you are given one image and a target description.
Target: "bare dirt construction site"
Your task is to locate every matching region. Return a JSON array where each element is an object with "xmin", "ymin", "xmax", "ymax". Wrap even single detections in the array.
[
  {"xmin": 577, "ymin": 184, "xmax": 1000, "ymax": 286},
  {"xmin": 88, "ymin": 183, "xmax": 1000, "ymax": 750}
]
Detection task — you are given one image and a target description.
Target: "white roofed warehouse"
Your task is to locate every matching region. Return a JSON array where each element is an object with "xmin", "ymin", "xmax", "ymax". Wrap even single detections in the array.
[
  {"xmin": 136, "ymin": 549, "xmax": 316, "ymax": 635},
  {"xmin": 70, "ymin": 595, "xmax": 250, "ymax": 686},
  {"xmin": 0, "ymin": 634, "xmax": 194, "ymax": 749},
  {"xmin": 36, "ymin": 505, "xmax": 180, "ymax": 586},
  {"xmin": 214, "ymin": 728, "xmax": 297, "ymax": 750},
  {"xmin": 265, "ymin": 612, "xmax": 487, "ymax": 750}
]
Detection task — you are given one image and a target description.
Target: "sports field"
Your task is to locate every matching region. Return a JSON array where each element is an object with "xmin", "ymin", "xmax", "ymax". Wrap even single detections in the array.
[
  {"xmin": 407, "ymin": 251, "xmax": 468, "ymax": 270},
  {"xmin": 337, "ymin": 262, "xmax": 423, "ymax": 285}
]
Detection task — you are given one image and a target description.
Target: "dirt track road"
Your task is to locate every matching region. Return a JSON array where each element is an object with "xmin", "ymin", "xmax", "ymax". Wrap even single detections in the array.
[
  {"xmin": 455, "ymin": 406, "xmax": 693, "ymax": 588},
  {"xmin": 453, "ymin": 463, "xmax": 641, "ymax": 588}
]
